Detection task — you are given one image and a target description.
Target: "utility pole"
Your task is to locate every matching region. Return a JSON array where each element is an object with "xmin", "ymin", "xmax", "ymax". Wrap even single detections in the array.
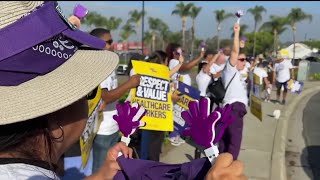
[{"xmin": 141, "ymin": 1, "xmax": 145, "ymax": 55}]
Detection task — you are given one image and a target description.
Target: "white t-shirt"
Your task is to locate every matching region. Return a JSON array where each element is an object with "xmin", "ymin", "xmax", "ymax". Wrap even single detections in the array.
[
  {"xmin": 253, "ymin": 67, "xmax": 268, "ymax": 85},
  {"xmin": 0, "ymin": 163, "xmax": 58, "ymax": 180},
  {"xmin": 98, "ymin": 71, "xmax": 119, "ymax": 135},
  {"xmin": 239, "ymin": 62, "xmax": 251, "ymax": 81},
  {"xmin": 222, "ymin": 61, "xmax": 248, "ymax": 106},
  {"xmin": 274, "ymin": 59, "xmax": 293, "ymax": 83},
  {"xmin": 169, "ymin": 59, "xmax": 192, "ymax": 86},
  {"xmin": 196, "ymin": 69, "xmax": 211, "ymax": 97}
]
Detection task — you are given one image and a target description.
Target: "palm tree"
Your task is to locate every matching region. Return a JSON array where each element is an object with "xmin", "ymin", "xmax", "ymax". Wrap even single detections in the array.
[
  {"xmin": 231, "ymin": 24, "xmax": 249, "ymax": 38},
  {"xmin": 214, "ymin": 10, "xmax": 234, "ymax": 51},
  {"xmin": 158, "ymin": 21, "xmax": 169, "ymax": 50},
  {"xmin": 120, "ymin": 23, "xmax": 136, "ymax": 43},
  {"xmin": 247, "ymin": 5, "xmax": 267, "ymax": 57},
  {"xmin": 106, "ymin": 16, "xmax": 122, "ymax": 32},
  {"xmin": 189, "ymin": 5, "xmax": 202, "ymax": 58},
  {"xmin": 143, "ymin": 31, "xmax": 153, "ymax": 52},
  {"xmin": 288, "ymin": 8, "xmax": 312, "ymax": 59},
  {"xmin": 128, "ymin": 9, "xmax": 146, "ymax": 41},
  {"xmin": 260, "ymin": 16, "xmax": 289, "ymax": 56},
  {"xmin": 171, "ymin": 2, "xmax": 194, "ymax": 50},
  {"xmin": 83, "ymin": 11, "xmax": 107, "ymax": 28},
  {"xmin": 148, "ymin": 17, "xmax": 162, "ymax": 52}
]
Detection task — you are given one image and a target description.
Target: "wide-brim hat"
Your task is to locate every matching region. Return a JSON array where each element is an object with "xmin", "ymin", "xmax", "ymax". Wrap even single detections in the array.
[
  {"xmin": 0, "ymin": 1, "xmax": 119, "ymax": 125},
  {"xmin": 277, "ymin": 49, "xmax": 290, "ymax": 60}
]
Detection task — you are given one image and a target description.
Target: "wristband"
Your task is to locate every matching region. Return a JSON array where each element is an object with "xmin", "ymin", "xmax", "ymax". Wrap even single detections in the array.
[
  {"xmin": 118, "ymin": 136, "xmax": 131, "ymax": 157},
  {"xmin": 204, "ymin": 145, "xmax": 219, "ymax": 164}
]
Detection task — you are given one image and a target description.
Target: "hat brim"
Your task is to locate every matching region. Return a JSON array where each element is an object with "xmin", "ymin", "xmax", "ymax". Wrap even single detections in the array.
[{"xmin": 0, "ymin": 50, "xmax": 118, "ymax": 125}]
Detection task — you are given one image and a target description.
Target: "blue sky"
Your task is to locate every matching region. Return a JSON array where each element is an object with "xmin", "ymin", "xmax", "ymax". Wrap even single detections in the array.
[{"xmin": 59, "ymin": 1, "xmax": 320, "ymax": 43}]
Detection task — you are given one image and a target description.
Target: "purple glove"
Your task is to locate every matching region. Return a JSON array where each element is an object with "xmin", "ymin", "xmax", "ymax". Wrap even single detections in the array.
[
  {"xmin": 113, "ymin": 102, "xmax": 146, "ymax": 138},
  {"xmin": 73, "ymin": 4, "xmax": 88, "ymax": 19},
  {"xmin": 181, "ymin": 98, "xmax": 221, "ymax": 149}
]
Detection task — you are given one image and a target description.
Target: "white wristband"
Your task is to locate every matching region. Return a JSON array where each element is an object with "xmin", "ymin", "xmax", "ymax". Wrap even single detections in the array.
[
  {"xmin": 118, "ymin": 136, "xmax": 131, "ymax": 157},
  {"xmin": 204, "ymin": 145, "xmax": 219, "ymax": 164},
  {"xmin": 121, "ymin": 136, "xmax": 131, "ymax": 146}
]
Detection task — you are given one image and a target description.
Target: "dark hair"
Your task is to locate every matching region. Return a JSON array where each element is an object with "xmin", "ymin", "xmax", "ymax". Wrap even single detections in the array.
[
  {"xmin": 127, "ymin": 53, "xmax": 146, "ymax": 76},
  {"xmin": 89, "ymin": 28, "xmax": 110, "ymax": 38},
  {"xmin": 204, "ymin": 49, "xmax": 217, "ymax": 59},
  {"xmin": 147, "ymin": 50, "xmax": 167, "ymax": 65},
  {"xmin": 0, "ymin": 116, "xmax": 56, "ymax": 170},
  {"xmin": 198, "ymin": 61, "xmax": 208, "ymax": 73},
  {"xmin": 165, "ymin": 43, "xmax": 181, "ymax": 61}
]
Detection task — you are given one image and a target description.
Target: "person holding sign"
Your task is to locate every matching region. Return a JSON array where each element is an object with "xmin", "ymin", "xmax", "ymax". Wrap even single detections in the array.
[
  {"xmin": 89, "ymin": 28, "xmax": 141, "ymax": 173},
  {"xmin": 253, "ymin": 62, "xmax": 271, "ymax": 101},
  {"xmin": 166, "ymin": 43, "xmax": 204, "ymax": 145},
  {"xmin": 219, "ymin": 23, "xmax": 248, "ymax": 160}
]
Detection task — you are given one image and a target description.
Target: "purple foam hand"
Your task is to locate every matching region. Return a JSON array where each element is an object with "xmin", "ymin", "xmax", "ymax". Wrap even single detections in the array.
[
  {"xmin": 181, "ymin": 98, "xmax": 221, "ymax": 149},
  {"xmin": 199, "ymin": 41, "xmax": 207, "ymax": 51},
  {"xmin": 73, "ymin": 4, "xmax": 88, "ymax": 19},
  {"xmin": 235, "ymin": 10, "xmax": 245, "ymax": 24},
  {"xmin": 113, "ymin": 102, "xmax": 146, "ymax": 137}
]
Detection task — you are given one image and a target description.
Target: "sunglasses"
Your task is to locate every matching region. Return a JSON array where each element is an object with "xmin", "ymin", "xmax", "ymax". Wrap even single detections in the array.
[
  {"xmin": 238, "ymin": 58, "xmax": 246, "ymax": 62},
  {"xmin": 106, "ymin": 39, "xmax": 113, "ymax": 45}
]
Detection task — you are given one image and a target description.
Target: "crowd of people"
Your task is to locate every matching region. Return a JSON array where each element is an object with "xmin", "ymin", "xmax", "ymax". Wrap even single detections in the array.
[{"xmin": 0, "ymin": 1, "xmax": 297, "ymax": 180}]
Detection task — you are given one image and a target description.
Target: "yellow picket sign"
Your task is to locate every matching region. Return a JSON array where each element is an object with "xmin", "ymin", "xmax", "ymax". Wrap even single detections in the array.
[
  {"xmin": 80, "ymin": 86, "xmax": 103, "ymax": 168},
  {"xmin": 131, "ymin": 60, "xmax": 173, "ymax": 131},
  {"xmin": 250, "ymin": 95, "xmax": 262, "ymax": 121}
]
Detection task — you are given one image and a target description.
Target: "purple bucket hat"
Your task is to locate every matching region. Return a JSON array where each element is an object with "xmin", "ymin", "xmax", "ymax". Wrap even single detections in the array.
[{"xmin": 0, "ymin": 1, "xmax": 119, "ymax": 125}]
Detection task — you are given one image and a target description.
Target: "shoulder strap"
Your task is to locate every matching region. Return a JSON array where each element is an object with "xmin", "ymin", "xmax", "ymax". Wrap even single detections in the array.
[{"xmin": 225, "ymin": 72, "xmax": 237, "ymax": 91}]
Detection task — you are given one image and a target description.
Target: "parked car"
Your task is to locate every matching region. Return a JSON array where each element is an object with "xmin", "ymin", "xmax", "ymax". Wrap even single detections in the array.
[{"xmin": 116, "ymin": 64, "xmax": 128, "ymax": 75}]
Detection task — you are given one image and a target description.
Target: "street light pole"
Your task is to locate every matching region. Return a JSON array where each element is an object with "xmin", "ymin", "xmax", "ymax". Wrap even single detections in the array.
[{"xmin": 141, "ymin": 1, "xmax": 145, "ymax": 55}]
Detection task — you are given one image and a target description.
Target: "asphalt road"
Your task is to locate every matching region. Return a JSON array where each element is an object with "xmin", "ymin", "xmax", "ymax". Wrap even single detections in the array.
[{"xmin": 302, "ymin": 92, "xmax": 320, "ymax": 179}]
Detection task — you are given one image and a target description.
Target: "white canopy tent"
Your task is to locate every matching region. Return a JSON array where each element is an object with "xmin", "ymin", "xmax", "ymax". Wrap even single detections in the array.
[{"xmin": 281, "ymin": 43, "xmax": 316, "ymax": 59}]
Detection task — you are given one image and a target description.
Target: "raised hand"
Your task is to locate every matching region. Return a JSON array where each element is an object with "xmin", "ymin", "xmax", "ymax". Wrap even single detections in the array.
[
  {"xmin": 113, "ymin": 102, "xmax": 146, "ymax": 138},
  {"xmin": 235, "ymin": 10, "xmax": 245, "ymax": 24}
]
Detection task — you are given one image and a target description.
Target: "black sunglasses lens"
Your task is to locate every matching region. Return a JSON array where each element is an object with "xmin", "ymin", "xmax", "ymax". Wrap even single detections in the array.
[{"xmin": 106, "ymin": 39, "xmax": 113, "ymax": 45}]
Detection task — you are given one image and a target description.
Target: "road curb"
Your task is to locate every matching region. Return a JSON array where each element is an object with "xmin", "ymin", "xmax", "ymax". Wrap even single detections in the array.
[{"xmin": 270, "ymin": 82, "xmax": 320, "ymax": 180}]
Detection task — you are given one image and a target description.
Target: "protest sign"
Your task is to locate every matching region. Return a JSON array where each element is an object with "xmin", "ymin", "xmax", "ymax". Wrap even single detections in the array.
[
  {"xmin": 287, "ymin": 79, "xmax": 304, "ymax": 94},
  {"xmin": 250, "ymin": 73, "xmax": 263, "ymax": 121},
  {"xmin": 250, "ymin": 95, "xmax": 262, "ymax": 121},
  {"xmin": 173, "ymin": 82, "xmax": 201, "ymax": 134},
  {"xmin": 131, "ymin": 60, "xmax": 173, "ymax": 131},
  {"xmin": 80, "ymin": 86, "xmax": 103, "ymax": 168}
]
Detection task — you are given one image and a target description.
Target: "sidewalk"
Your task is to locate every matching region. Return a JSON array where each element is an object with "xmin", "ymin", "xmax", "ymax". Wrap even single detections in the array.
[{"xmin": 160, "ymin": 81, "xmax": 320, "ymax": 180}]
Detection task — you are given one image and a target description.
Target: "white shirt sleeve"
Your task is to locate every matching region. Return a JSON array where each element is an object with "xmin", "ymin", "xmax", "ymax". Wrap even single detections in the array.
[
  {"xmin": 100, "ymin": 76, "xmax": 112, "ymax": 90},
  {"xmin": 225, "ymin": 60, "xmax": 238, "ymax": 74},
  {"xmin": 261, "ymin": 69, "xmax": 268, "ymax": 78},
  {"xmin": 168, "ymin": 59, "xmax": 180, "ymax": 70},
  {"xmin": 287, "ymin": 60, "xmax": 293, "ymax": 69},
  {"xmin": 129, "ymin": 69, "xmax": 135, "ymax": 77}
]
